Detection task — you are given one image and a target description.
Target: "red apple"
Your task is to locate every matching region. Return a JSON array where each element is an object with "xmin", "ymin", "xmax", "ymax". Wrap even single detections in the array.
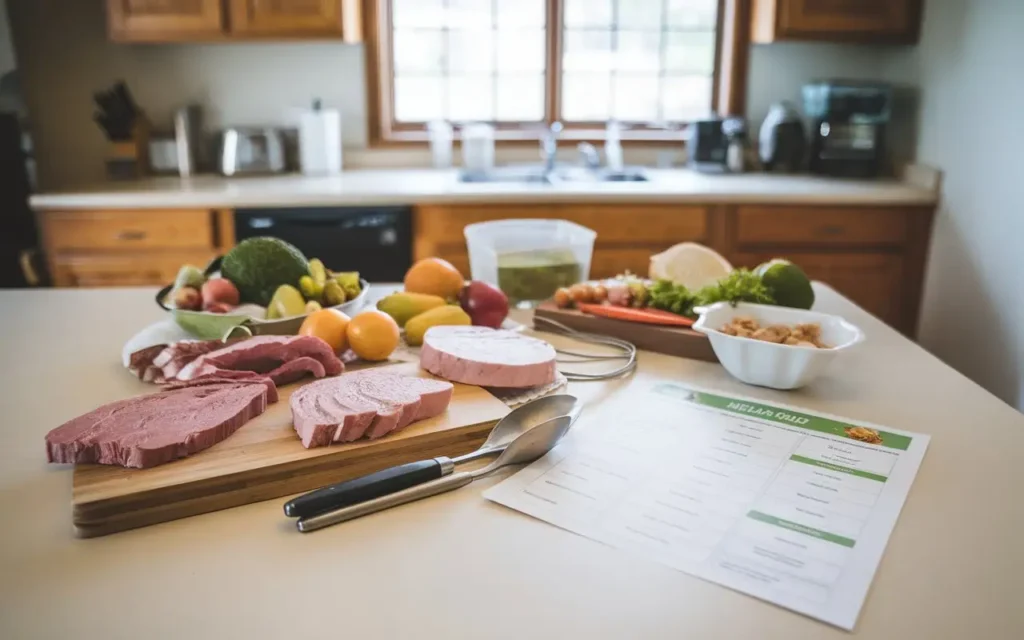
[
  {"xmin": 459, "ymin": 280, "xmax": 509, "ymax": 329},
  {"xmin": 201, "ymin": 277, "xmax": 240, "ymax": 307},
  {"xmin": 172, "ymin": 286, "xmax": 202, "ymax": 311}
]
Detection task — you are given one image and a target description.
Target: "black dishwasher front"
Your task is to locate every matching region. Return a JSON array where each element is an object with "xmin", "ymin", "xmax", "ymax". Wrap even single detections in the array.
[{"xmin": 234, "ymin": 206, "xmax": 413, "ymax": 282}]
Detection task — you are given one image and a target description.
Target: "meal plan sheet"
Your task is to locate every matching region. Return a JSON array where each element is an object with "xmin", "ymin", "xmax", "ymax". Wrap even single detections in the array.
[{"xmin": 484, "ymin": 382, "xmax": 929, "ymax": 630}]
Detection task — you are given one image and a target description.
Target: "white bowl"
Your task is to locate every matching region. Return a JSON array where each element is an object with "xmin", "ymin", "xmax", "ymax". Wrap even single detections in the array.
[{"xmin": 692, "ymin": 302, "xmax": 865, "ymax": 390}]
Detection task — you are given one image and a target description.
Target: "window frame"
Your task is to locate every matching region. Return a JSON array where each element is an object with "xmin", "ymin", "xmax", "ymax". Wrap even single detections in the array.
[{"xmin": 366, "ymin": 0, "xmax": 749, "ymax": 146}]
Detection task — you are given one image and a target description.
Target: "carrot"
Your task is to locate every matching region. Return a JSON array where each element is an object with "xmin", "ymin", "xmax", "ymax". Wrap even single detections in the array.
[{"xmin": 576, "ymin": 303, "xmax": 695, "ymax": 327}]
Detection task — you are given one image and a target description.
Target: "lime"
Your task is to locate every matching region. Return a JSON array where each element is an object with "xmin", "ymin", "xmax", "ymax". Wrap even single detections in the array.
[{"xmin": 755, "ymin": 259, "xmax": 815, "ymax": 309}]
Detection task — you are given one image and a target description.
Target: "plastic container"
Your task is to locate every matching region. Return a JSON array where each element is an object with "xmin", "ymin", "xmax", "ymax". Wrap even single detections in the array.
[
  {"xmin": 461, "ymin": 123, "xmax": 495, "ymax": 174},
  {"xmin": 692, "ymin": 302, "xmax": 865, "ymax": 390},
  {"xmin": 427, "ymin": 120, "xmax": 453, "ymax": 169},
  {"xmin": 464, "ymin": 219, "xmax": 596, "ymax": 308}
]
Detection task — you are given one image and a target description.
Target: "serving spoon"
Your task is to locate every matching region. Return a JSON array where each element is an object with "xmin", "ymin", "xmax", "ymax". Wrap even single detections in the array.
[
  {"xmin": 296, "ymin": 414, "xmax": 575, "ymax": 533},
  {"xmin": 284, "ymin": 394, "xmax": 582, "ymax": 518}
]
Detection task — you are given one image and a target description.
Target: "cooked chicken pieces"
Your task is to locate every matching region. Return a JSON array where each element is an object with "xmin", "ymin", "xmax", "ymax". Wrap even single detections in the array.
[{"xmin": 718, "ymin": 317, "xmax": 829, "ymax": 348}]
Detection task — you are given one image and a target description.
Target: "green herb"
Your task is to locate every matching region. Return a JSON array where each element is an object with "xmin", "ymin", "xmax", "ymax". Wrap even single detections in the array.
[
  {"xmin": 694, "ymin": 269, "xmax": 775, "ymax": 307},
  {"xmin": 648, "ymin": 279, "xmax": 697, "ymax": 316}
]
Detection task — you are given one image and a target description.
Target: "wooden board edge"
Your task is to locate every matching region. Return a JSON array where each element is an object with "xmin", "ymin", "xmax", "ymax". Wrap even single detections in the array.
[{"xmin": 72, "ymin": 422, "xmax": 495, "ymax": 537}]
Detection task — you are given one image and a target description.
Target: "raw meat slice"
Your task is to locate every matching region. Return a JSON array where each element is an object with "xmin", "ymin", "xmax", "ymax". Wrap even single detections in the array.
[
  {"xmin": 419, "ymin": 326, "xmax": 557, "ymax": 388},
  {"xmin": 290, "ymin": 370, "xmax": 454, "ymax": 448},
  {"xmin": 45, "ymin": 378, "xmax": 275, "ymax": 469},
  {"xmin": 177, "ymin": 335, "xmax": 343, "ymax": 385},
  {"xmin": 153, "ymin": 339, "xmax": 231, "ymax": 379}
]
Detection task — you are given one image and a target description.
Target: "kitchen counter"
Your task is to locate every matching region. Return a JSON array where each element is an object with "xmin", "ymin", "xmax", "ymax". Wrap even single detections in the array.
[
  {"xmin": 1, "ymin": 285, "xmax": 1022, "ymax": 639},
  {"xmin": 29, "ymin": 169, "xmax": 938, "ymax": 210}
]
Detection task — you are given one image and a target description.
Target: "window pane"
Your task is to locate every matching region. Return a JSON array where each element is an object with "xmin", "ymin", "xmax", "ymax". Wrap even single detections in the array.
[
  {"xmin": 393, "ymin": 0, "xmax": 446, "ymax": 28},
  {"xmin": 393, "ymin": 29, "xmax": 445, "ymax": 74},
  {"xmin": 664, "ymin": 31, "xmax": 716, "ymax": 74},
  {"xmin": 447, "ymin": 0, "xmax": 492, "ymax": 28},
  {"xmin": 617, "ymin": 0, "xmax": 663, "ymax": 28},
  {"xmin": 563, "ymin": 29, "xmax": 613, "ymax": 72},
  {"xmin": 613, "ymin": 30, "xmax": 661, "ymax": 72},
  {"xmin": 667, "ymin": 0, "xmax": 718, "ymax": 29},
  {"xmin": 448, "ymin": 29, "xmax": 496, "ymax": 73},
  {"xmin": 496, "ymin": 0, "xmax": 545, "ymax": 26},
  {"xmin": 496, "ymin": 75, "xmax": 545, "ymax": 121},
  {"xmin": 562, "ymin": 73, "xmax": 611, "ymax": 121},
  {"xmin": 448, "ymin": 75, "xmax": 495, "ymax": 121},
  {"xmin": 661, "ymin": 75, "xmax": 713, "ymax": 120},
  {"xmin": 613, "ymin": 75, "xmax": 660, "ymax": 121},
  {"xmin": 395, "ymin": 76, "xmax": 445, "ymax": 122},
  {"xmin": 564, "ymin": 0, "xmax": 613, "ymax": 28},
  {"xmin": 497, "ymin": 29, "xmax": 546, "ymax": 72}
]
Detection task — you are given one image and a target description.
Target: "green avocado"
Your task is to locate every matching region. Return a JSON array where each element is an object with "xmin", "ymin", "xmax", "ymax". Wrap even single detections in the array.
[{"xmin": 221, "ymin": 237, "xmax": 310, "ymax": 306}]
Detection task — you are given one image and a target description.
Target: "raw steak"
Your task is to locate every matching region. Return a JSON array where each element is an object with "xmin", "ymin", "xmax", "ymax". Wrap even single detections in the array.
[
  {"xmin": 290, "ymin": 370, "xmax": 454, "ymax": 448},
  {"xmin": 177, "ymin": 335, "xmax": 343, "ymax": 386},
  {"xmin": 128, "ymin": 339, "xmax": 238, "ymax": 384},
  {"xmin": 420, "ymin": 326, "xmax": 557, "ymax": 388},
  {"xmin": 46, "ymin": 377, "xmax": 276, "ymax": 469}
]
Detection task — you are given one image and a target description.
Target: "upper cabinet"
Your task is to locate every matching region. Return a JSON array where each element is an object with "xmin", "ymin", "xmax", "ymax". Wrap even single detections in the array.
[
  {"xmin": 108, "ymin": 0, "xmax": 226, "ymax": 41},
  {"xmin": 751, "ymin": 0, "xmax": 922, "ymax": 44},
  {"xmin": 106, "ymin": 0, "xmax": 362, "ymax": 43},
  {"xmin": 228, "ymin": 0, "xmax": 361, "ymax": 41}
]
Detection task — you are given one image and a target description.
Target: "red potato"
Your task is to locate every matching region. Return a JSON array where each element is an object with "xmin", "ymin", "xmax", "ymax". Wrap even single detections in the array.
[
  {"xmin": 173, "ymin": 286, "xmax": 202, "ymax": 311},
  {"xmin": 202, "ymin": 278, "xmax": 240, "ymax": 307}
]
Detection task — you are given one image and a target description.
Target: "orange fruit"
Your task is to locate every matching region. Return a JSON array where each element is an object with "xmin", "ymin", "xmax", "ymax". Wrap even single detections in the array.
[
  {"xmin": 346, "ymin": 310, "xmax": 400, "ymax": 361},
  {"xmin": 298, "ymin": 309, "xmax": 351, "ymax": 353},
  {"xmin": 404, "ymin": 258, "xmax": 464, "ymax": 300}
]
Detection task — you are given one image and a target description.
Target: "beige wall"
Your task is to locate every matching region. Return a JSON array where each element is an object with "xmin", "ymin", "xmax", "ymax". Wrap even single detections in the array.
[
  {"xmin": 7, "ymin": 0, "xmax": 907, "ymax": 189},
  {"xmin": 887, "ymin": 0, "xmax": 1023, "ymax": 410}
]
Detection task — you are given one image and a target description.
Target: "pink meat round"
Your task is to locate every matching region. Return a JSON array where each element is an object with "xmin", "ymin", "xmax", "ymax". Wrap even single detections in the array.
[
  {"xmin": 290, "ymin": 370, "xmax": 454, "ymax": 448},
  {"xmin": 419, "ymin": 326, "xmax": 557, "ymax": 388}
]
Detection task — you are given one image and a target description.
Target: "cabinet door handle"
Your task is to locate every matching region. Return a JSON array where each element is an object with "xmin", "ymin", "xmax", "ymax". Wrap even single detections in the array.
[
  {"xmin": 817, "ymin": 225, "xmax": 845, "ymax": 236},
  {"xmin": 117, "ymin": 230, "xmax": 147, "ymax": 241}
]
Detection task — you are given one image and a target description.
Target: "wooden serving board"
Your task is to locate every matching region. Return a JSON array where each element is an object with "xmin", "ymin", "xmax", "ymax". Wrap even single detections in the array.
[
  {"xmin": 533, "ymin": 302, "xmax": 719, "ymax": 363},
  {"xmin": 71, "ymin": 362, "xmax": 510, "ymax": 537}
]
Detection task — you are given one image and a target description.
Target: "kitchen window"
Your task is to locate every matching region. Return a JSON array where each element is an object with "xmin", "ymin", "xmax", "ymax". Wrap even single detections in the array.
[{"xmin": 367, "ymin": 0, "xmax": 747, "ymax": 144}]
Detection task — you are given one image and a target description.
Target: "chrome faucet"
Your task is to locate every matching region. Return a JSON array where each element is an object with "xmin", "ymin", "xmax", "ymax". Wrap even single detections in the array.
[{"xmin": 540, "ymin": 121, "xmax": 563, "ymax": 179}]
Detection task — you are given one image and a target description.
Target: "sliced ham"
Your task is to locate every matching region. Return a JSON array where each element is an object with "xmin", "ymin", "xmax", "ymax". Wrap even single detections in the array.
[
  {"xmin": 419, "ymin": 326, "xmax": 557, "ymax": 388},
  {"xmin": 45, "ymin": 377, "xmax": 276, "ymax": 469},
  {"xmin": 290, "ymin": 370, "xmax": 454, "ymax": 448},
  {"xmin": 176, "ymin": 335, "xmax": 343, "ymax": 386}
]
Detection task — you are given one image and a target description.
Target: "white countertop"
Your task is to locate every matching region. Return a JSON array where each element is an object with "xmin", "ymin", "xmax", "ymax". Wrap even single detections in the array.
[
  {"xmin": 1, "ymin": 284, "xmax": 1022, "ymax": 639},
  {"xmin": 29, "ymin": 169, "xmax": 938, "ymax": 210}
]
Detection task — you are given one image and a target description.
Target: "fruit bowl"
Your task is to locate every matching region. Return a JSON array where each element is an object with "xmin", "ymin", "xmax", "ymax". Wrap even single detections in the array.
[{"xmin": 155, "ymin": 257, "xmax": 369, "ymax": 340}]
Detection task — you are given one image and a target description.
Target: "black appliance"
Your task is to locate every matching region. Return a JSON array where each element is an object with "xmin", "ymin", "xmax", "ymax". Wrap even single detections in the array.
[
  {"xmin": 803, "ymin": 80, "xmax": 892, "ymax": 178},
  {"xmin": 758, "ymin": 101, "xmax": 806, "ymax": 173},
  {"xmin": 0, "ymin": 112, "xmax": 39, "ymax": 287},
  {"xmin": 688, "ymin": 117, "xmax": 729, "ymax": 172},
  {"xmin": 234, "ymin": 207, "xmax": 413, "ymax": 282}
]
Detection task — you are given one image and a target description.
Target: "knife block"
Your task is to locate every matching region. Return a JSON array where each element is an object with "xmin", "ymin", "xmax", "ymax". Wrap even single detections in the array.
[{"xmin": 105, "ymin": 116, "xmax": 150, "ymax": 181}]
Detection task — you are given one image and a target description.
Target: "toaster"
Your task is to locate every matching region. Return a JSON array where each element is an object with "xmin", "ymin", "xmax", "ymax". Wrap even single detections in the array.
[{"xmin": 218, "ymin": 127, "xmax": 286, "ymax": 176}]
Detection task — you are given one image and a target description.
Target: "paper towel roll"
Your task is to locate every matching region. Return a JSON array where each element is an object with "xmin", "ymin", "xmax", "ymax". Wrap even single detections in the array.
[{"xmin": 299, "ymin": 106, "xmax": 342, "ymax": 176}]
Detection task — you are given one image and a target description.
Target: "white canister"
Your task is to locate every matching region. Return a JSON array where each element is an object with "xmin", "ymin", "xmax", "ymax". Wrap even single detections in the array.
[
  {"xmin": 461, "ymin": 123, "xmax": 495, "ymax": 174},
  {"xmin": 298, "ymin": 99, "xmax": 343, "ymax": 176}
]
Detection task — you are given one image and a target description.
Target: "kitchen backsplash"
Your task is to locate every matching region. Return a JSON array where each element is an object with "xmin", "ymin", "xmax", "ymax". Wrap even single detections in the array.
[{"xmin": 8, "ymin": 0, "xmax": 914, "ymax": 189}]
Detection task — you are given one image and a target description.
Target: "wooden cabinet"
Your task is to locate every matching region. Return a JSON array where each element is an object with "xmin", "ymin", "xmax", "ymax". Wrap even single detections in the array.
[
  {"xmin": 751, "ymin": 0, "xmax": 922, "ymax": 44},
  {"xmin": 39, "ymin": 209, "xmax": 232, "ymax": 288},
  {"xmin": 107, "ymin": 0, "xmax": 362, "ymax": 42},
  {"xmin": 108, "ymin": 0, "xmax": 225, "ymax": 41},
  {"xmin": 228, "ymin": 0, "xmax": 361, "ymax": 40}
]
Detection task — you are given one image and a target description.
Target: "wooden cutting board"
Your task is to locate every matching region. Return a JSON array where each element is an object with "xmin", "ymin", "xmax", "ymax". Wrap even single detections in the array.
[
  {"xmin": 533, "ymin": 301, "xmax": 719, "ymax": 363},
  {"xmin": 71, "ymin": 362, "xmax": 511, "ymax": 537}
]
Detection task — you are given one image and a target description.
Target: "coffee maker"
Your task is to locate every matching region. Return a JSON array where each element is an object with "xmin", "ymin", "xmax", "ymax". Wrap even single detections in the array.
[{"xmin": 802, "ymin": 80, "xmax": 892, "ymax": 178}]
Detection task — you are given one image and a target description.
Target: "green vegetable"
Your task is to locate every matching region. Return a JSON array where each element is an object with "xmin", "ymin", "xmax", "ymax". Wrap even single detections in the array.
[
  {"xmin": 648, "ymin": 279, "xmax": 697, "ymax": 316},
  {"xmin": 694, "ymin": 269, "xmax": 775, "ymax": 308},
  {"xmin": 755, "ymin": 259, "xmax": 814, "ymax": 309},
  {"xmin": 220, "ymin": 237, "xmax": 310, "ymax": 306}
]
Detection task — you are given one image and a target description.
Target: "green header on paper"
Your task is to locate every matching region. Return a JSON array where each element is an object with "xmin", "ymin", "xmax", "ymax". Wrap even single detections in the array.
[
  {"xmin": 747, "ymin": 511, "xmax": 857, "ymax": 548},
  {"xmin": 789, "ymin": 455, "xmax": 887, "ymax": 483},
  {"xmin": 652, "ymin": 384, "xmax": 912, "ymax": 451}
]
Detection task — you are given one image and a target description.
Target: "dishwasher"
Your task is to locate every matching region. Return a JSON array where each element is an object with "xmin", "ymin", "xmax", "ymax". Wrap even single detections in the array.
[{"xmin": 234, "ymin": 206, "xmax": 413, "ymax": 282}]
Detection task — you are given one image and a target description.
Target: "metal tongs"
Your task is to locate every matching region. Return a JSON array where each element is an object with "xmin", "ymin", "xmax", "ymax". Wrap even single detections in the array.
[{"xmin": 533, "ymin": 316, "xmax": 637, "ymax": 381}]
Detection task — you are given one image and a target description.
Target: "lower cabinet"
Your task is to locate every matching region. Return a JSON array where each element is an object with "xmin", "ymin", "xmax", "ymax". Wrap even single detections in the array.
[{"xmin": 51, "ymin": 251, "xmax": 218, "ymax": 287}]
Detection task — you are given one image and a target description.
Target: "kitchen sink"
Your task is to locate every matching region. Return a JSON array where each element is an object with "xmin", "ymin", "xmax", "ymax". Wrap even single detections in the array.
[{"xmin": 460, "ymin": 165, "xmax": 649, "ymax": 184}]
